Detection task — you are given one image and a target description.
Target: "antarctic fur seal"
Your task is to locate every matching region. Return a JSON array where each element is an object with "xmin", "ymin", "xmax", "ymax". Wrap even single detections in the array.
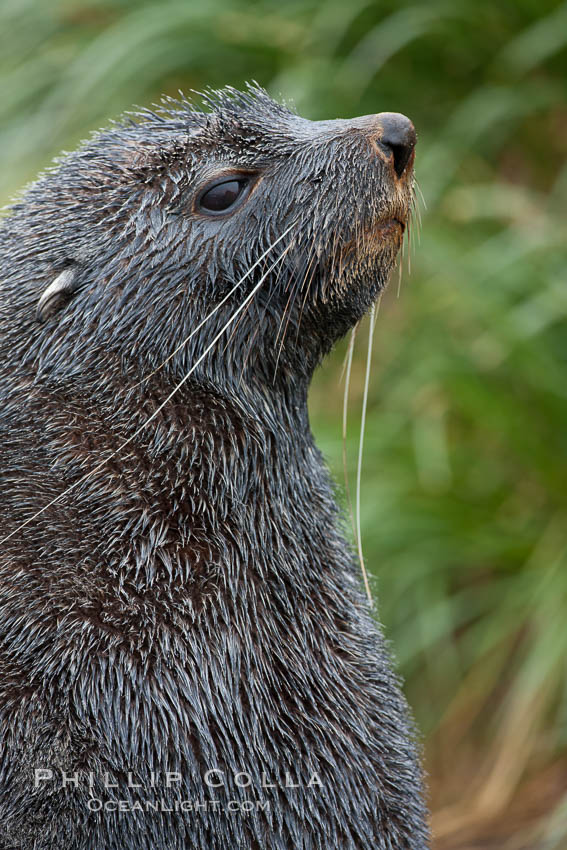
[{"xmin": 0, "ymin": 85, "xmax": 427, "ymax": 849}]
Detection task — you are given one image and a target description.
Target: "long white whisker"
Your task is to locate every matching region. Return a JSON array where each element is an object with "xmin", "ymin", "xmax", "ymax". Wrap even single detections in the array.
[
  {"xmin": 133, "ymin": 223, "xmax": 296, "ymax": 386},
  {"xmin": 342, "ymin": 326, "xmax": 358, "ymax": 544},
  {"xmin": 236, "ymin": 245, "xmax": 290, "ymax": 385},
  {"xmin": 272, "ymin": 243, "xmax": 317, "ymax": 379},
  {"xmin": 0, "ymin": 246, "xmax": 291, "ymax": 547},
  {"xmin": 356, "ymin": 298, "xmax": 381, "ymax": 606},
  {"xmin": 397, "ymin": 255, "xmax": 403, "ymax": 298}
]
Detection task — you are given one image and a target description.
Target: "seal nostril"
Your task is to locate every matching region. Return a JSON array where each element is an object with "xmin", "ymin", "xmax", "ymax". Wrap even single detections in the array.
[
  {"xmin": 374, "ymin": 112, "xmax": 417, "ymax": 178},
  {"xmin": 389, "ymin": 143, "xmax": 413, "ymax": 178}
]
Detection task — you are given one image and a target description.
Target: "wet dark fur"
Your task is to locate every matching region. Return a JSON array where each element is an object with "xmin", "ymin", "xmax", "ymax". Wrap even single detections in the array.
[{"xmin": 0, "ymin": 86, "xmax": 428, "ymax": 848}]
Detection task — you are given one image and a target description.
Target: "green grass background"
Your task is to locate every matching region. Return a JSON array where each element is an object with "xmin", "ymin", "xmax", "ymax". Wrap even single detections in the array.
[{"xmin": 2, "ymin": 0, "xmax": 566, "ymax": 844}]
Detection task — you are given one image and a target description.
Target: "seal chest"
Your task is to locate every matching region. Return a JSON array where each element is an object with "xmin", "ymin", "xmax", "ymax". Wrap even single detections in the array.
[{"xmin": 0, "ymin": 85, "xmax": 427, "ymax": 849}]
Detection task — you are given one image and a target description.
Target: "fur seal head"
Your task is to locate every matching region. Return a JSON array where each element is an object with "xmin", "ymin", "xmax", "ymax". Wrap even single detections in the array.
[{"xmin": 9, "ymin": 84, "xmax": 415, "ymax": 388}]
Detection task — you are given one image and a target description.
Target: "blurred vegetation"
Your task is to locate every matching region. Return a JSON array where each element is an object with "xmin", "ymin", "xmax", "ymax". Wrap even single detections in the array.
[{"xmin": 1, "ymin": 0, "xmax": 566, "ymax": 846}]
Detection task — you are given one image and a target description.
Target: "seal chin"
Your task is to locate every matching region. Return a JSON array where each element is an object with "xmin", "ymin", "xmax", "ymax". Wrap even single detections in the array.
[
  {"xmin": 375, "ymin": 217, "xmax": 405, "ymax": 238},
  {"xmin": 364, "ymin": 216, "xmax": 405, "ymax": 254},
  {"xmin": 342, "ymin": 214, "xmax": 405, "ymax": 263}
]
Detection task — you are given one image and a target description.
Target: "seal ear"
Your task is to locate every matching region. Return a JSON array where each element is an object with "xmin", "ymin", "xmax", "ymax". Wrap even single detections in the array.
[{"xmin": 37, "ymin": 268, "xmax": 79, "ymax": 322}]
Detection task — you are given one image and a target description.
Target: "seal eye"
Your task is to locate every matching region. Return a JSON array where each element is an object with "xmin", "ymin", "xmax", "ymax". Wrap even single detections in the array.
[{"xmin": 199, "ymin": 179, "xmax": 248, "ymax": 214}]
